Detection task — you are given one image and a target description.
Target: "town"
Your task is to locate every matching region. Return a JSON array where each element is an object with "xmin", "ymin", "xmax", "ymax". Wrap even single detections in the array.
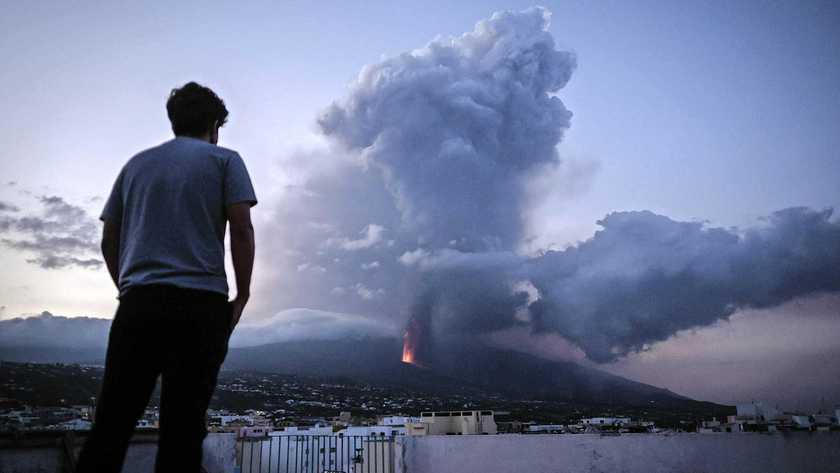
[{"xmin": 2, "ymin": 361, "xmax": 837, "ymax": 436}]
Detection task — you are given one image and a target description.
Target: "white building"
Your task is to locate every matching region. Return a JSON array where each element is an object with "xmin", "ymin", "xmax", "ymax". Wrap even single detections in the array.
[
  {"xmin": 380, "ymin": 416, "xmax": 421, "ymax": 426},
  {"xmin": 582, "ymin": 417, "xmax": 631, "ymax": 427},
  {"xmin": 136, "ymin": 419, "xmax": 156, "ymax": 429},
  {"xmin": 525, "ymin": 424, "xmax": 565, "ymax": 434},
  {"xmin": 239, "ymin": 426, "xmax": 273, "ymax": 438},
  {"xmin": 53, "ymin": 419, "xmax": 92, "ymax": 431},
  {"xmin": 342, "ymin": 425, "xmax": 406, "ymax": 437},
  {"xmin": 270, "ymin": 425, "xmax": 335, "ymax": 436},
  {"xmin": 210, "ymin": 415, "xmax": 253, "ymax": 427},
  {"xmin": 1, "ymin": 409, "xmax": 39, "ymax": 426},
  {"xmin": 736, "ymin": 401, "xmax": 780, "ymax": 421},
  {"xmin": 411, "ymin": 411, "xmax": 497, "ymax": 435},
  {"xmin": 791, "ymin": 415, "xmax": 812, "ymax": 429}
]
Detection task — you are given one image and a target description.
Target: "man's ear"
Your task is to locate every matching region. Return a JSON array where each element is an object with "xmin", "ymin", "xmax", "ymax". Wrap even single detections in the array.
[{"xmin": 210, "ymin": 122, "xmax": 219, "ymax": 145}]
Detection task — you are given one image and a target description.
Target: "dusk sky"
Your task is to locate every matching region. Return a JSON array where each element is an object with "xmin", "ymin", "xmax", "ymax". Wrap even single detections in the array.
[{"xmin": 1, "ymin": 1, "xmax": 839, "ymax": 409}]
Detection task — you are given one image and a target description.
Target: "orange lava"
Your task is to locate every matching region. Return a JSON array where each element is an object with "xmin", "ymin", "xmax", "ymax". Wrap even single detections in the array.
[
  {"xmin": 401, "ymin": 321, "xmax": 425, "ymax": 367},
  {"xmin": 402, "ymin": 342, "xmax": 415, "ymax": 364}
]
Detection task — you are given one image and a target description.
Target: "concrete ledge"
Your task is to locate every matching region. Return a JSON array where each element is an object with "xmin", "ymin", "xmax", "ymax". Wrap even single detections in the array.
[
  {"xmin": 394, "ymin": 433, "xmax": 840, "ymax": 473},
  {"xmin": 0, "ymin": 431, "xmax": 237, "ymax": 473}
]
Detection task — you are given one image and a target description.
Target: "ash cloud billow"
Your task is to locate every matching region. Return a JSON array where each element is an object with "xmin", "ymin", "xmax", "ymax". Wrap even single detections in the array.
[
  {"xmin": 317, "ymin": 6, "xmax": 575, "ymax": 364},
  {"xmin": 526, "ymin": 207, "xmax": 840, "ymax": 362},
  {"xmin": 263, "ymin": 7, "xmax": 840, "ymax": 368},
  {"xmin": 319, "ymin": 6, "xmax": 575, "ymax": 250}
]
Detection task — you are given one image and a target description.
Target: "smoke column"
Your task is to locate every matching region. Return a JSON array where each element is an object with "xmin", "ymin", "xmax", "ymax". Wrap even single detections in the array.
[
  {"xmin": 320, "ymin": 7, "xmax": 574, "ymax": 366},
  {"xmin": 320, "ymin": 7, "xmax": 575, "ymax": 251},
  {"xmin": 316, "ymin": 7, "xmax": 840, "ymax": 366}
]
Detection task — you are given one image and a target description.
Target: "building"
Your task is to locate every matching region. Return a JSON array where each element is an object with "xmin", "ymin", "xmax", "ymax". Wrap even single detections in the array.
[
  {"xmin": 136, "ymin": 419, "xmax": 156, "ymax": 429},
  {"xmin": 380, "ymin": 415, "xmax": 421, "ymax": 426},
  {"xmin": 736, "ymin": 401, "xmax": 780, "ymax": 422},
  {"xmin": 52, "ymin": 419, "xmax": 92, "ymax": 431},
  {"xmin": 208, "ymin": 414, "xmax": 253, "ymax": 428},
  {"xmin": 698, "ymin": 418, "xmax": 722, "ymax": 433},
  {"xmin": 790, "ymin": 415, "xmax": 812, "ymax": 430},
  {"xmin": 270, "ymin": 425, "xmax": 334, "ymax": 436},
  {"xmin": 524, "ymin": 424, "xmax": 565, "ymax": 434},
  {"xmin": 343, "ymin": 425, "xmax": 405, "ymax": 437},
  {"xmin": 239, "ymin": 426, "xmax": 273, "ymax": 438},
  {"xmin": 582, "ymin": 417, "xmax": 631, "ymax": 427},
  {"xmin": 410, "ymin": 411, "xmax": 497, "ymax": 435}
]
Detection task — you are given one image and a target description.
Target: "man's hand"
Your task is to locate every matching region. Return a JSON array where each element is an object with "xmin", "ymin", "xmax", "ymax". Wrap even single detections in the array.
[
  {"xmin": 101, "ymin": 219, "xmax": 121, "ymax": 289},
  {"xmin": 229, "ymin": 294, "xmax": 248, "ymax": 333}
]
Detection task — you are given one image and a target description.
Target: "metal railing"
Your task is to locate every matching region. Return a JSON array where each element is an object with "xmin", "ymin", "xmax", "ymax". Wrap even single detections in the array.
[{"xmin": 237, "ymin": 434, "xmax": 396, "ymax": 473}]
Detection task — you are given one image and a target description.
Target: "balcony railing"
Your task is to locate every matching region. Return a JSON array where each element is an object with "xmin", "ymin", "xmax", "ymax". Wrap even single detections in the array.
[{"xmin": 237, "ymin": 434, "xmax": 396, "ymax": 473}]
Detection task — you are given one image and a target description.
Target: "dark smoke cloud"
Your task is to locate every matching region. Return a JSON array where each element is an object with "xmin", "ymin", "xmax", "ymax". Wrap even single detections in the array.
[
  {"xmin": 0, "ymin": 201, "xmax": 19, "ymax": 212},
  {"xmin": 255, "ymin": 7, "xmax": 840, "ymax": 366},
  {"xmin": 393, "ymin": 208, "xmax": 840, "ymax": 363},
  {"xmin": 526, "ymin": 207, "xmax": 840, "ymax": 362},
  {"xmin": 0, "ymin": 195, "xmax": 102, "ymax": 269}
]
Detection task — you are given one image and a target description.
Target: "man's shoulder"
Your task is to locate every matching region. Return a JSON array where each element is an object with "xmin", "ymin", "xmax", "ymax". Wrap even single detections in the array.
[
  {"xmin": 124, "ymin": 140, "xmax": 241, "ymax": 171},
  {"xmin": 209, "ymin": 144, "xmax": 242, "ymax": 162},
  {"xmin": 124, "ymin": 139, "xmax": 176, "ymax": 169},
  {"xmin": 172, "ymin": 139, "xmax": 242, "ymax": 162}
]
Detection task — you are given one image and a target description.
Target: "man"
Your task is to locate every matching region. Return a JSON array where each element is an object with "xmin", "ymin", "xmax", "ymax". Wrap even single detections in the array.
[{"xmin": 76, "ymin": 82, "xmax": 256, "ymax": 473}]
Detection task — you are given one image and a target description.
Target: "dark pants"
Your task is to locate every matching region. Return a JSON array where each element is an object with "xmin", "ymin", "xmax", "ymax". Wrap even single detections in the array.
[{"xmin": 77, "ymin": 284, "xmax": 232, "ymax": 473}]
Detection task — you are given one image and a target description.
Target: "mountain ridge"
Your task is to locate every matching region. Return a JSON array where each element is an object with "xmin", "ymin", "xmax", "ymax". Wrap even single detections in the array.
[{"xmin": 0, "ymin": 334, "xmax": 729, "ymax": 412}]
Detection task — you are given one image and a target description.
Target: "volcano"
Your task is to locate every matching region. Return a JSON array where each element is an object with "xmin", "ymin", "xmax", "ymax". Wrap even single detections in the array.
[
  {"xmin": 0, "ymin": 313, "xmax": 727, "ymax": 411},
  {"xmin": 222, "ymin": 336, "xmax": 723, "ymax": 410}
]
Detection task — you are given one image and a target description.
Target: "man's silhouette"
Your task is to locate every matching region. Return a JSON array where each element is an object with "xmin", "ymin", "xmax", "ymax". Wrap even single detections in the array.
[{"xmin": 76, "ymin": 82, "xmax": 256, "ymax": 473}]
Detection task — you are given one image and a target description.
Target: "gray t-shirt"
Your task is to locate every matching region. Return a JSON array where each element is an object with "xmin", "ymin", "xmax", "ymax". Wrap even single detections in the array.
[{"xmin": 101, "ymin": 136, "xmax": 257, "ymax": 296}]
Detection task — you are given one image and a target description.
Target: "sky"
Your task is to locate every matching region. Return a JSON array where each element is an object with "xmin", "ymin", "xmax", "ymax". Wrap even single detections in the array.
[{"xmin": 1, "ymin": 0, "xmax": 839, "ymax": 409}]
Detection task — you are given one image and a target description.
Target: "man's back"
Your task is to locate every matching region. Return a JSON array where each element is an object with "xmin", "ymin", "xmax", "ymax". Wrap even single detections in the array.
[{"xmin": 101, "ymin": 136, "xmax": 256, "ymax": 296}]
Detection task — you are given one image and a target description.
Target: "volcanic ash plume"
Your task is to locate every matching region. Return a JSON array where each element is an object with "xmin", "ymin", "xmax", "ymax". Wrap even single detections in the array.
[
  {"xmin": 319, "ymin": 7, "xmax": 575, "ymax": 367},
  {"xmin": 315, "ymin": 7, "xmax": 840, "ymax": 366},
  {"xmin": 320, "ymin": 6, "xmax": 575, "ymax": 251}
]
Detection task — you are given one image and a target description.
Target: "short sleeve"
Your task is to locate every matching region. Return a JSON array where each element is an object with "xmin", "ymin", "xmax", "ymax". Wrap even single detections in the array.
[
  {"xmin": 100, "ymin": 169, "xmax": 124, "ymax": 222},
  {"xmin": 225, "ymin": 153, "xmax": 258, "ymax": 207}
]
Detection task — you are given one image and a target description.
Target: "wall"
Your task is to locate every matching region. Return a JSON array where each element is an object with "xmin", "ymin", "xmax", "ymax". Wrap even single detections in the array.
[
  {"xmin": 0, "ymin": 432, "xmax": 237, "ymax": 473},
  {"xmin": 394, "ymin": 433, "xmax": 840, "ymax": 473},
  {"xmin": 5, "ymin": 431, "xmax": 840, "ymax": 473}
]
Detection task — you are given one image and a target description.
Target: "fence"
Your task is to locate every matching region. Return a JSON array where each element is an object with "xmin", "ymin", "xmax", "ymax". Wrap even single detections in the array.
[{"xmin": 237, "ymin": 435, "xmax": 396, "ymax": 473}]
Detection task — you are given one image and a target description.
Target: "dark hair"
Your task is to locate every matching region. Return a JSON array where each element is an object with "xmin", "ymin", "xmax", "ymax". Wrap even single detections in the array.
[{"xmin": 166, "ymin": 82, "xmax": 229, "ymax": 137}]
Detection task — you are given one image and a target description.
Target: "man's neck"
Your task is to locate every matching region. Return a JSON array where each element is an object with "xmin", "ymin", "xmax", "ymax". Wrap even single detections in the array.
[{"xmin": 177, "ymin": 133, "xmax": 212, "ymax": 143}]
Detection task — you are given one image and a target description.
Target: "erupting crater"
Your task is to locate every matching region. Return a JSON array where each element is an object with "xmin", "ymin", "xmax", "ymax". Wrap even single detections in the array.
[{"xmin": 401, "ymin": 316, "xmax": 427, "ymax": 368}]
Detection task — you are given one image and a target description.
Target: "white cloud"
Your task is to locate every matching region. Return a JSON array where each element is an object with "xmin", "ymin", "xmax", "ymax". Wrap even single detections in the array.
[
  {"xmin": 297, "ymin": 262, "xmax": 327, "ymax": 273},
  {"xmin": 229, "ymin": 308, "xmax": 397, "ymax": 347},
  {"xmin": 360, "ymin": 261, "xmax": 380, "ymax": 270},
  {"xmin": 355, "ymin": 283, "xmax": 385, "ymax": 300},
  {"xmin": 324, "ymin": 224, "xmax": 385, "ymax": 251},
  {"xmin": 398, "ymin": 248, "xmax": 428, "ymax": 266}
]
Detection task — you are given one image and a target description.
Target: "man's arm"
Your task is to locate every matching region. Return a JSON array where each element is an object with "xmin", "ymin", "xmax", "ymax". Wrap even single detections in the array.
[
  {"xmin": 101, "ymin": 219, "xmax": 121, "ymax": 289},
  {"xmin": 228, "ymin": 202, "xmax": 255, "ymax": 332}
]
